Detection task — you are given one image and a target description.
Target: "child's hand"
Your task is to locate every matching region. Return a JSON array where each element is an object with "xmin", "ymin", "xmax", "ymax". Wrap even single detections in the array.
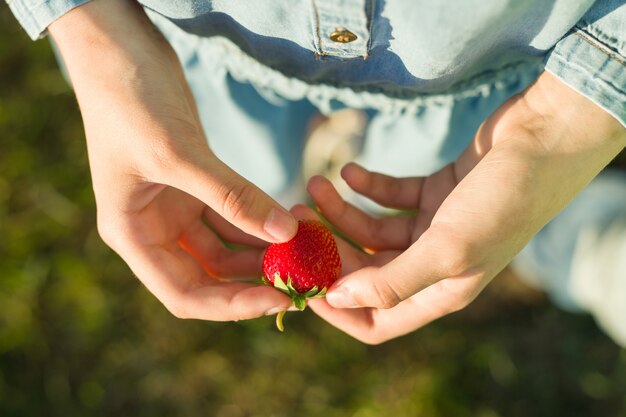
[
  {"xmin": 305, "ymin": 72, "xmax": 626, "ymax": 344},
  {"xmin": 49, "ymin": 0, "xmax": 295, "ymax": 320}
]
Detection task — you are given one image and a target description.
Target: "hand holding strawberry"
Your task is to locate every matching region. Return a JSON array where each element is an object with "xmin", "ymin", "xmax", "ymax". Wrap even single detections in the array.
[
  {"xmin": 263, "ymin": 220, "xmax": 342, "ymax": 331},
  {"xmin": 49, "ymin": 0, "xmax": 297, "ymax": 322},
  {"xmin": 305, "ymin": 72, "xmax": 626, "ymax": 344}
]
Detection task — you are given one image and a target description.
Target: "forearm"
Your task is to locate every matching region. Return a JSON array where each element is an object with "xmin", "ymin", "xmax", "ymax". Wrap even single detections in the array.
[
  {"xmin": 47, "ymin": 0, "xmax": 199, "ymax": 137},
  {"xmin": 47, "ymin": 0, "xmax": 202, "ymax": 159},
  {"xmin": 501, "ymin": 72, "xmax": 626, "ymax": 217},
  {"xmin": 49, "ymin": 0, "xmax": 178, "ymax": 92},
  {"xmin": 464, "ymin": 71, "xmax": 626, "ymax": 224},
  {"xmin": 47, "ymin": 0, "xmax": 205, "ymax": 211}
]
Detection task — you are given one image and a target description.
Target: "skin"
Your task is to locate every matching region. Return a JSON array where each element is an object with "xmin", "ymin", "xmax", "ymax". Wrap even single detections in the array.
[
  {"xmin": 304, "ymin": 72, "xmax": 626, "ymax": 344},
  {"xmin": 49, "ymin": 0, "xmax": 295, "ymax": 320},
  {"xmin": 47, "ymin": 1, "xmax": 625, "ymax": 337}
]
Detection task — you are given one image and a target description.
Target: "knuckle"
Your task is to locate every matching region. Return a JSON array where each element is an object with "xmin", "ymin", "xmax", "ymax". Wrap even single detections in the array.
[
  {"xmin": 164, "ymin": 300, "xmax": 191, "ymax": 319},
  {"xmin": 371, "ymin": 278, "xmax": 402, "ymax": 309},
  {"xmin": 359, "ymin": 333, "xmax": 388, "ymax": 346},
  {"xmin": 96, "ymin": 214, "xmax": 122, "ymax": 250},
  {"xmin": 442, "ymin": 244, "xmax": 474, "ymax": 277},
  {"xmin": 426, "ymin": 228, "xmax": 476, "ymax": 278},
  {"xmin": 145, "ymin": 140, "xmax": 181, "ymax": 176},
  {"xmin": 144, "ymin": 136, "xmax": 207, "ymax": 178},
  {"xmin": 219, "ymin": 182, "xmax": 257, "ymax": 223},
  {"xmin": 387, "ymin": 176, "xmax": 404, "ymax": 202},
  {"xmin": 447, "ymin": 293, "xmax": 472, "ymax": 314},
  {"xmin": 438, "ymin": 279, "xmax": 478, "ymax": 314}
]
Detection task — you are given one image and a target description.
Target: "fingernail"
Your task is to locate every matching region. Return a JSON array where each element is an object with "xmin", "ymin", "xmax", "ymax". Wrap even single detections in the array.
[
  {"xmin": 264, "ymin": 208, "xmax": 297, "ymax": 242},
  {"xmin": 326, "ymin": 286, "xmax": 358, "ymax": 308},
  {"xmin": 265, "ymin": 306, "xmax": 285, "ymax": 316}
]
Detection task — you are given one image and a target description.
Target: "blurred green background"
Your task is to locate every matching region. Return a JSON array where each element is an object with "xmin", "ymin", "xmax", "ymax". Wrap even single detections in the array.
[{"xmin": 1, "ymin": 6, "xmax": 625, "ymax": 417}]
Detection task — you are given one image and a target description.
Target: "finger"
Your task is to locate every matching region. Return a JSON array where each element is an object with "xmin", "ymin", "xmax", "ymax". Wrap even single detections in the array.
[
  {"xmin": 308, "ymin": 294, "xmax": 444, "ymax": 345},
  {"xmin": 202, "ymin": 206, "xmax": 268, "ymax": 248},
  {"xmin": 307, "ymin": 299, "xmax": 376, "ymax": 338},
  {"xmin": 289, "ymin": 203, "xmax": 320, "ymax": 222},
  {"xmin": 171, "ymin": 156, "xmax": 297, "ymax": 243},
  {"xmin": 325, "ymin": 227, "xmax": 469, "ymax": 309},
  {"xmin": 307, "ymin": 175, "xmax": 414, "ymax": 251},
  {"xmin": 310, "ymin": 274, "xmax": 486, "ymax": 344},
  {"xmin": 187, "ymin": 282, "xmax": 292, "ymax": 321},
  {"xmin": 124, "ymin": 241, "xmax": 291, "ymax": 320},
  {"xmin": 179, "ymin": 217, "xmax": 265, "ymax": 279},
  {"xmin": 341, "ymin": 162, "xmax": 425, "ymax": 209},
  {"xmin": 344, "ymin": 162, "xmax": 463, "ymax": 221}
]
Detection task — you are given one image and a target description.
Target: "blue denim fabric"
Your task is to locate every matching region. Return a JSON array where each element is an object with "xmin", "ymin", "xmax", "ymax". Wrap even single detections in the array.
[
  {"xmin": 6, "ymin": 0, "xmax": 89, "ymax": 39},
  {"xmin": 545, "ymin": 0, "xmax": 626, "ymax": 127},
  {"xmin": 8, "ymin": 1, "xmax": 625, "ymax": 124},
  {"xmin": 7, "ymin": 0, "xmax": 626, "ymax": 342},
  {"xmin": 150, "ymin": 10, "xmax": 544, "ymax": 190},
  {"xmin": 141, "ymin": 0, "xmax": 594, "ymax": 98}
]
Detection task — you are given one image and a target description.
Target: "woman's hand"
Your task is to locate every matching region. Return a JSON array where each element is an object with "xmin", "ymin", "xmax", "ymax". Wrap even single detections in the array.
[
  {"xmin": 49, "ymin": 0, "xmax": 296, "ymax": 320},
  {"xmin": 305, "ymin": 71, "xmax": 626, "ymax": 344}
]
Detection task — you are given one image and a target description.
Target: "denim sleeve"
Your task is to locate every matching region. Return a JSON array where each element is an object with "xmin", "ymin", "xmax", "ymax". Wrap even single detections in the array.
[
  {"xmin": 544, "ymin": 0, "xmax": 626, "ymax": 128},
  {"xmin": 6, "ymin": 0, "xmax": 91, "ymax": 40}
]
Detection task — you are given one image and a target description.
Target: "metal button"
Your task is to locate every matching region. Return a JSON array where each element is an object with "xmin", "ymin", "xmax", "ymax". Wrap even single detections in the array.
[{"xmin": 329, "ymin": 27, "xmax": 357, "ymax": 43}]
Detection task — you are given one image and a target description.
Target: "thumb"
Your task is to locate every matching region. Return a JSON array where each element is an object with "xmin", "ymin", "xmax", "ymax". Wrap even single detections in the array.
[
  {"xmin": 326, "ymin": 266, "xmax": 410, "ymax": 309},
  {"xmin": 173, "ymin": 156, "xmax": 298, "ymax": 243},
  {"xmin": 326, "ymin": 241, "xmax": 444, "ymax": 309}
]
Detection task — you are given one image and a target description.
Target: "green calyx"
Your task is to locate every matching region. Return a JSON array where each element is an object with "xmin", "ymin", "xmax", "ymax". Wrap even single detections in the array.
[{"xmin": 269, "ymin": 274, "xmax": 328, "ymax": 332}]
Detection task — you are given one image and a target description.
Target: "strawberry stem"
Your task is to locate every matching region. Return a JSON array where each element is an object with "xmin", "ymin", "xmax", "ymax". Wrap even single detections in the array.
[
  {"xmin": 276, "ymin": 310, "xmax": 286, "ymax": 332},
  {"xmin": 267, "ymin": 275, "xmax": 328, "ymax": 332}
]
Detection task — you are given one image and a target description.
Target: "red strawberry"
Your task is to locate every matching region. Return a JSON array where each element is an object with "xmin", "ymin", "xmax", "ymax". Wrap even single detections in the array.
[{"xmin": 263, "ymin": 219, "xmax": 341, "ymax": 331}]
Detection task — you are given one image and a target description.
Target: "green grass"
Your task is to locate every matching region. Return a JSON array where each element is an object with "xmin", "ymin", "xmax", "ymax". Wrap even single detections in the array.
[{"xmin": 1, "ymin": 6, "xmax": 625, "ymax": 417}]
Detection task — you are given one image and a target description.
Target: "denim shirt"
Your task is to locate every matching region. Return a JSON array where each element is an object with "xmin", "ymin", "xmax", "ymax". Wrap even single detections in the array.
[{"xmin": 6, "ymin": 0, "xmax": 626, "ymax": 127}]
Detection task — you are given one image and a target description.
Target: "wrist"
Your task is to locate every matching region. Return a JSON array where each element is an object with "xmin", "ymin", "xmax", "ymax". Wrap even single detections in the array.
[
  {"xmin": 518, "ymin": 72, "xmax": 626, "ymax": 151},
  {"xmin": 484, "ymin": 72, "xmax": 625, "ymax": 165}
]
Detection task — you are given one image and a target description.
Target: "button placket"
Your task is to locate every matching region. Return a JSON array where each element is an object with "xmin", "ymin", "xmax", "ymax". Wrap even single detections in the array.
[{"xmin": 312, "ymin": 0, "xmax": 372, "ymax": 59}]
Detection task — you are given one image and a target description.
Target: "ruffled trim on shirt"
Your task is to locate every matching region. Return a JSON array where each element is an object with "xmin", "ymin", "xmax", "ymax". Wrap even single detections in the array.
[{"xmin": 150, "ymin": 10, "xmax": 544, "ymax": 116}]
